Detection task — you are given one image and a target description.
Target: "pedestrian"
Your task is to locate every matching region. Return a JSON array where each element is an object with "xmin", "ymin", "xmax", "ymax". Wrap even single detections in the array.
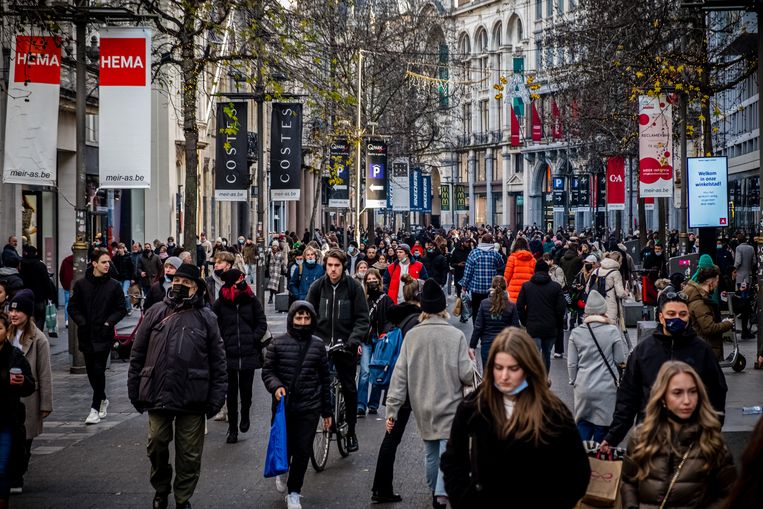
[
  {"xmin": 516, "ymin": 260, "xmax": 566, "ymax": 376},
  {"xmin": 261, "ymin": 301, "xmax": 332, "ymax": 509},
  {"xmin": 144, "ymin": 257, "xmax": 182, "ymax": 311},
  {"xmin": 353, "ymin": 259, "xmax": 369, "ymax": 290},
  {"xmin": 137, "ymin": 242, "xmax": 163, "ymax": 299},
  {"xmin": 385, "ymin": 279, "xmax": 474, "ymax": 509},
  {"xmin": 724, "ymin": 412, "xmax": 763, "ymax": 508},
  {"xmin": 371, "ymin": 274, "xmax": 421, "ymax": 504},
  {"xmin": 287, "ymin": 246, "xmax": 324, "ymax": 302},
  {"xmin": 459, "ymin": 234, "xmax": 504, "ymax": 324},
  {"xmin": 1, "ymin": 236, "xmax": 19, "ymax": 265},
  {"xmin": 67, "ymin": 248, "xmax": 127, "ymax": 424},
  {"xmin": 621, "ymin": 361, "xmax": 736, "ymax": 508},
  {"xmin": 469, "ymin": 275, "xmax": 519, "ymax": 367},
  {"xmin": 382, "ymin": 244, "xmax": 428, "ymax": 304},
  {"xmin": 544, "ymin": 252, "xmax": 568, "ymax": 358},
  {"xmin": 0, "ymin": 282, "xmax": 9, "ymax": 315},
  {"xmin": 599, "ymin": 293, "xmax": 727, "ymax": 453},
  {"xmin": 127, "ymin": 264, "xmax": 227, "ymax": 509},
  {"xmin": 422, "ymin": 240, "xmax": 448, "ymax": 286},
  {"xmin": 559, "ymin": 242, "xmax": 583, "ymax": 285},
  {"xmin": 567, "ymin": 290, "xmax": 627, "ymax": 442},
  {"xmin": 733, "ymin": 234, "xmax": 756, "ymax": 340},
  {"xmin": 683, "ymin": 265, "xmax": 733, "ymax": 361},
  {"xmin": 266, "ymin": 241, "xmax": 287, "ymax": 304},
  {"xmin": 586, "ymin": 251, "xmax": 629, "ymax": 333},
  {"xmin": 503, "ymin": 236, "xmax": 536, "ymax": 302},
  {"xmin": 569, "ymin": 255, "xmax": 597, "ymax": 328},
  {"xmin": 111, "ymin": 243, "xmax": 134, "ymax": 314},
  {"xmin": 357, "ymin": 268, "xmax": 393, "ymax": 417},
  {"xmin": 18, "ymin": 246, "xmax": 55, "ymax": 331},
  {"xmin": 0, "ymin": 255, "xmax": 23, "ymax": 300},
  {"xmin": 58, "ymin": 251, "xmax": 74, "ymax": 325},
  {"xmin": 441, "ymin": 327, "xmax": 591, "ymax": 508},
  {"xmin": 7, "ymin": 290, "xmax": 52, "ymax": 494},
  {"xmin": 306, "ymin": 248, "xmax": 370, "ymax": 452},
  {"xmin": 372, "ymin": 253, "xmax": 388, "ymax": 273},
  {"xmin": 0, "ymin": 312, "xmax": 35, "ymax": 507},
  {"xmin": 346, "ymin": 241, "xmax": 365, "ymax": 277},
  {"xmin": 213, "ymin": 268, "xmax": 267, "ymax": 444},
  {"xmin": 242, "ymin": 238, "xmax": 257, "ymax": 284}
]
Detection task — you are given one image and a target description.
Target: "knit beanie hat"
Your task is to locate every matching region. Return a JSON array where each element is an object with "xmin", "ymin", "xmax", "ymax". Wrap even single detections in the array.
[
  {"xmin": 585, "ymin": 290, "xmax": 608, "ymax": 315},
  {"xmin": 535, "ymin": 260, "xmax": 549, "ymax": 273},
  {"xmin": 691, "ymin": 254, "xmax": 715, "ymax": 282},
  {"xmin": 9, "ymin": 288, "xmax": 35, "ymax": 317},
  {"xmin": 164, "ymin": 256, "xmax": 183, "ymax": 270},
  {"xmin": 220, "ymin": 268, "xmax": 244, "ymax": 286},
  {"xmin": 420, "ymin": 279, "xmax": 446, "ymax": 313}
]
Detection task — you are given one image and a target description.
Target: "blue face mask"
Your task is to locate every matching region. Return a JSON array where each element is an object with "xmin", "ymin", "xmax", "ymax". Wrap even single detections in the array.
[
  {"xmin": 494, "ymin": 378, "xmax": 528, "ymax": 396},
  {"xmin": 306, "ymin": 259, "xmax": 316, "ymax": 265},
  {"xmin": 664, "ymin": 317, "xmax": 687, "ymax": 335}
]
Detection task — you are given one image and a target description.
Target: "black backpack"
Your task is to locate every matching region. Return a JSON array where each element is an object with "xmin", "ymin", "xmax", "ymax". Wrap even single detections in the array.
[{"xmin": 589, "ymin": 269, "xmax": 615, "ymax": 298}]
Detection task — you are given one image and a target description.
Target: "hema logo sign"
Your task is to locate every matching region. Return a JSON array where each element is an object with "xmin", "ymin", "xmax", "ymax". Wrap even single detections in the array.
[
  {"xmin": 14, "ymin": 36, "xmax": 61, "ymax": 84},
  {"xmin": 99, "ymin": 37, "xmax": 146, "ymax": 86}
]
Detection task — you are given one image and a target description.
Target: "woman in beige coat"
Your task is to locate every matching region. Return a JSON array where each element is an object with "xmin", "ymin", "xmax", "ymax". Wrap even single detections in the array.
[
  {"xmin": 586, "ymin": 252, "xmax": 629, "ymax": 330},
  {"xmin": 7, "ymin": 289, "xmax": 52, "ymax": 492}
]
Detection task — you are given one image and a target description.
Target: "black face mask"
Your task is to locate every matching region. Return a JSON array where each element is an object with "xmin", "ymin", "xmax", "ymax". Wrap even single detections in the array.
[
  {"xmin": 214, "ymin": 269, "xmax": 225, "ymax": 278},
  {"xmin": 292, "ymin": 324, "xmax": 312, "ymax": 338},
  {"xmin": 367, "ymin": 282, "xmax": 380, "ymax": 292},
  {"xmin": 235, "ymin": 281, "xmax": 247, "ymax": 290},
  {"xmin": 584, "ymin": 263, "xmax": 593, "ymax": 271},
  {"xmin": 171, "ymin": 283, "xmax": 191, "ymax": 301}
]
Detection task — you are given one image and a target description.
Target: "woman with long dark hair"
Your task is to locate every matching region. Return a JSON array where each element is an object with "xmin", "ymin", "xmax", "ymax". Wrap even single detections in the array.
[
  {"xmin": 621, "ymin": 361, "xmax": 736, "ymax": 508},
  {"xmin": 469, "ymin": 276, "xmax": 519, "ymax": 367},
  {"xmin": 441, "ymin": 328, "xmax": 590, "ymax": 508}
]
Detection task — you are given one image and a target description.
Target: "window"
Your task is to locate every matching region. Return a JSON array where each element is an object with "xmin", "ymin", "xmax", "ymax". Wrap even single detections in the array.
[
  {"xmin": 86, "ymin": 114, "xmax": 98, "ymax": 145},
  {"xmin": 535, "ymin": 37, "xmax": 542, "ymax": 69},
  {"xmin": 535, "ymin": 0, "xmax": 542, "ymax": 19},
  {"xmin": 459, "ymin": 152, "xmax": 469, "ymax": 182},
  {"xmin": 438, "ymin": 44, "xmax": 449, "ymax": 109},
  {"xmin": 480, "ymin": 99, "xmax": 489, "ymax": 133},
  {"xmin": 462, "ymin": 103, "xmax": 472, "ymax": 134},
  {"xmin": 496, "ymin": 98, "xmax": 503, "ymax": 132},
  {"xmin": 514, "ymin": 153, "xmax": 522, "ymax": 173},
  {"xmin": 557, "ymin": 0, "xmax": 564, "ymax": 13},
  {"xmin": 478, "ymin": 151, "xmax": 486, "ymax": 181},
  {"xmin": 547, "ymin": 0, "xmax": 553, "ymax": 16},
  {"xmin": 492, "ymin": 153, "xmax": 500, "ymax": 181}
]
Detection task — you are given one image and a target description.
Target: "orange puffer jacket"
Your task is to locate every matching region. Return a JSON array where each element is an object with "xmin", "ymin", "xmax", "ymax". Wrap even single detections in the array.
[{"xmin": 504, "ymin": 250, "xmax": 536, "ymax": 301}]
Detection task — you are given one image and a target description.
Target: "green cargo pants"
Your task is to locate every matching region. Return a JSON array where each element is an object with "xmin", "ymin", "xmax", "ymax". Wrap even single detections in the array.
[{"xmin": 147, "ymin": 412, "xmax": 205, "ymax": 505}]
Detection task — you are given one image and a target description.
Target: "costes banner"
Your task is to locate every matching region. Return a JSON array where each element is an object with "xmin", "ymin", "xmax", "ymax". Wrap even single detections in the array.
[
  {"xmin": 638, "ymin": 95, "xmax": 674, "ymax": 197},
  {"xmin": 606, "ymin": 156, "xmax": 626, "ymax": 210},
  {"xmin": 99, "ymin": 27, "xmax": 151, "ymax": 188},
  {"xmin": 215, "ymin": 102, "xmax": 249, "ymax": 201},
  {"xmin": 390, "ymin": 158, "xmax": 410, "ymax": 211},
  {"xmin": 3, "ymin": 33, "xmax": 61, "ymax": 186},
  {"xmin": 270, "ymin": 103, "xmax": 303, "ymax": 201},
  {"xmin": 328, "ymin": 139, "xmax": 350, "ymax": 208},
  {"xmin": 365, "ymin": 140, "xmax": 387, "ymax": 208}
]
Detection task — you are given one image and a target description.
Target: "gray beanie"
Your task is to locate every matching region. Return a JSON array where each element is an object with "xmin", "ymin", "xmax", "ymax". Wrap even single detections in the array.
[
  {"xmin": 585, "ymin": 290, "xmax": 607, "ymax": 316},
  {"xmin": 164, "ymin": 256, "xmax": 183, "ymax": 270}
]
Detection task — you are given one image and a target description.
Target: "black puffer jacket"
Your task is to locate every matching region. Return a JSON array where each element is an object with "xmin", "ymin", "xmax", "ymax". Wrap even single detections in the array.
[
  {"xmin": 449, "ymin": 245, "xmax": 471, "ymax": 284},
  {"xmin": 306, "ymin": 274, "xmax": 369, "ymax": 350},
  {"xmin": 261, "ymin": 301, "xmax": 332, "ymax": 416},
  {"xmin": 128, "ymin": 294, "xmax": 227, "ymax": 417},
  {"xmin": 20, "ymin": 253, "xmax": 55, "ymax": 310},
  {"xmin": 470, "ymin": 294, "xmax": 520, "ymax": 349},
  {"xmin": 366, "ymin": 289, "xmax": 394, "ymax": 343},
  {"xmin": 423, "ymin": 251, "xmax": 449, "ymax": 285},
  {"xmin": 213, "ymin": 284, "xmax": 267, "ymax": 370},
  {"xmin": 604, "ymin": 325, "xmax": 727, "ymax": 447},
  {"xmin": 516, "ymin": 272, "xmax": 565, "ymax": 339},
  {"xmin": 0, "ymin": 342, "xmax": 36, "ymax": 428},
  {"xmin": 67, "ymin": 267, "xmax": 127, "ymax": 353}
]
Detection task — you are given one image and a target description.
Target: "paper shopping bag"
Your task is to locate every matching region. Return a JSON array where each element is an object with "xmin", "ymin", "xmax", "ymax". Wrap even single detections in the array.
[
  {"xmin": 263, "ymin": 398, "xmax": 289, "ymax": 478},
  {"xmin": 581, "ymin": 455, "xmax": 622, "ymax": 507}
]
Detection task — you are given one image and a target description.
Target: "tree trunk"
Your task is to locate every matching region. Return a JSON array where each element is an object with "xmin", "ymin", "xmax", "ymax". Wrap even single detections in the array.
[
  {"xmin": 309, "ymin": 157, "xmax": 324, "ymax": 233},
  {"xmin": 181, "ymin": 27, "xmax": 200, "ymax": 262}
]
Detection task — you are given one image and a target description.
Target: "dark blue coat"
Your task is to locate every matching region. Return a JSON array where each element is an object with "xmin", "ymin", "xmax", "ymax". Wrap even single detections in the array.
[
  {"xmin": 470, "ymin": 294, "xmax": 519, "ymax": 349},
  {"xmin": 288, "ymin": 261, "xmax": 324, "ymax": 301}
]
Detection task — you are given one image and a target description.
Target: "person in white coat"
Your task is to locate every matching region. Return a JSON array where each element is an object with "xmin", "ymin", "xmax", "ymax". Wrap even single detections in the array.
[
  {"xmin": 567, "ymin": 290, "xmax": 627, "ymax": 443},
  {"xmin": 586, "ymin": 252, "xmax": 629, "ymax": 332}
]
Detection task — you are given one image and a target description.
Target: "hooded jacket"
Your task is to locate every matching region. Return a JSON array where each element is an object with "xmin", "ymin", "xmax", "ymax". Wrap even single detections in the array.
[
  {"xmin": 559, "ymin": 250, "xmax": 583, "ymax": 286},
  {"xmin": 503, "ymin": 250, "xmax": 537, "ymax": 301},
  {"xmin": 67, "ymin": 267, "xmax": 127, "ymax": 353},
  {"xmin": 586, "ymin": 257, "xmax": 628, "ymax": 329},
  {"xmin": 516, "ymin": 272, "xmax": 565, "ymax": 339},
  {"xmin": 213, "ymin": 282, "xmax": 268, "ymax": 370},
  {"xmin": 261, "ymin": 301, "xmax": 332, "ymax": 416},
  {"xmin": 604, "ymin": 324, "xmax": 727, "ymax": 447},
  {"xmin": 683, "ymin": 280, "xmax": 732, "ymax": 360}
]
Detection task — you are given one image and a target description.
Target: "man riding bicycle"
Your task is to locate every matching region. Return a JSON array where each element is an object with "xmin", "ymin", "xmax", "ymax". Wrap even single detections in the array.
[{"xmin": 307, "ymin": 248, "xmax": 370, "ymax": 452}]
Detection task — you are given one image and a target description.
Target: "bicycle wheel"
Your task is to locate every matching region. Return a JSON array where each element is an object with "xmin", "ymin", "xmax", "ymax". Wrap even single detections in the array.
[
  {"xmin": 310, "ymin": 424, "xmax": 330, "ymax": 472},
  {"xmin": 335, "ymin": 390, "xmax": 350, "ymax": 457}
]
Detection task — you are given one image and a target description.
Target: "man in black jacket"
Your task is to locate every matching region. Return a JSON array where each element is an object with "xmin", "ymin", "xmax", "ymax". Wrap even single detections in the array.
[
  {"xmin": 516, "ymin": 260, "xmax": 566, "ymax": 375},
  {"xmin": 19, "ymin": 246, "xmax": 55, "ymax": 330},
  {"xmin": 306, "ymin": 248, "xmax": 369, "ymax": 452},
  {"xmin": 111, "ymin": 243, "xmax": 135, "ymax": 313},
  {"xmin": 262, "ymin": 300, "xmax": 332, "ymax": 506},
  {"xmin": 422, "ymin": 240, "xmax": 449, "ymax": 286},
  {"xmin": 128, "ymin": 264, "xmax": 227, "ymax": 509},
  {"xmin": 213, "ymin": 268, "xmax": 267, "ymax": 444},
  {"xmin": 67, "ymin": 248, "xmax": 127, "ymax": 425},
  {"xmin": 137, "ymin": 243, "xmax": 163, "ymax": 299},
  {"xmin": 600, "ymin": 294, "xmax": 727, "ymax": 453},
  {"xmin": 449, "ymin": 238, "xmax": 472, "ymax": 296}
]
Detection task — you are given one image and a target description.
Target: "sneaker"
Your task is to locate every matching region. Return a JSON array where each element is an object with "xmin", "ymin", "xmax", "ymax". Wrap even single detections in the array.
[
  {"xmin": 99, "ymin": 399, "xmax": 109, "ymax": 419},
  {"xmin": 152, "ymin": 493, "xmax": 169, "ymax": 509},
  {"xmin": 285, "ymin": 492, "xmax": 302, "ymax": 509},
  {"xmin": 275, "ymin": 473, "xmax": 288, "ymax": 493},
  {"xmin": 357, "ymin": 408, "xmax": 366, "ymax": 418},
  {"xmin": 346, "ymin": 434, "xmax": 359, "ymax": 452},
  {"xmin": 553, "ymin": 353, "xmax": 563, "ymax": 359},
  {"xmin": 213, "ymin": 404, "xmax": 228, "ymax": 422},
  {"xmin": 368, "ymin": 408, "xmax": 378, "ymax": 415},
  {"xmin": 9, "ymin": 486, "xmax": 22, "ymax": 495},
  {"xmin": 85, "ymin": 408, "xmax": 101, "ymax": 425}
]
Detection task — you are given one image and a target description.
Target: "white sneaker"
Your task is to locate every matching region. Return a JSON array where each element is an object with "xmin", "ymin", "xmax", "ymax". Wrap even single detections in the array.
[
  {"xmin": 9, "ymin": 486, "xmax": 22, "ymax": 494},
  {"xmin": 285, "ymin": 492, "xmax": 302, "ymax": 509},
  {"xmin": 85, "ymin": 408, "xmax": 100, "ymax": 424},
  {"xmin": 275, "ymin": 473, "xmax": 288, "ymax": 493},
  {"xmin": 99, "ymin": 399, "xmax": 109, "ymax": 419}
]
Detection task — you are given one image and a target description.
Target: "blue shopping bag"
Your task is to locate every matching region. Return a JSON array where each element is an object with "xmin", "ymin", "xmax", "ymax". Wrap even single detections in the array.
[{"xmin": 263, "ymin": 398, "xmax": 289, "ymax": 478}]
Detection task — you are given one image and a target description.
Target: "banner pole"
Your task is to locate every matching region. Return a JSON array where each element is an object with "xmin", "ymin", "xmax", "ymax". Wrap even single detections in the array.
[{"xmin": 355, "ymin": 50, "xmax": 363, "ymax": 245}]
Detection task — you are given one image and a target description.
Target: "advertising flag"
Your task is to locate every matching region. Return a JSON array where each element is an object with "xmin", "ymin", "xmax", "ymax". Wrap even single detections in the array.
[
  {"xmin": 551, "ymin": 99, "xmax": 562, "ymax": 140},
  {"xmin": 390, "ymin": 159, "xmax": 410, "ymax": 211},
  {"xmin": 638, "ymin": 95, "xmax": 674, "ymax": 197},
  {"xmin": 99, "ymin": 27, "xmax": 151, "ymax": 188},
  {"xmin": 531, "ymin": 101, "xmax": 543, "ymax": 142},
  {"xmin": 270, "ymin": 103, "xmax": 303, "ymax": 201},
  {"xmin": 596, "ymin": 172, "xmax": 607, "ymax": 212},
  {"xmin": 455, "ymin": 185, "xmax": 468, "ymax": 210},
  {"xmin": 422, "ymin": 175, "xmax": 432, "ymax": 212},
  {"xmin": 215, "ymin": 102, "xmax": 249, "ymax": 201},
  {"xmin": 3, "ymin": 33, "xmax": 61, "ymax": 186},
  {"xmin": 510, "ymin": 105, "xmax": 521, "ymax": 147},
  {"xmin": 409, "ymin": 167, "xmax": 423, "ymax": 211},
  {"xmin": 440, "ymin": 185, "xmax": 450, "ymax": 211},
  {"xmin": 328, "ymin": 139, "xmax": 350, "ymax": 208},
  {"xmin": 606, "ymin": 156, "xmax": 626, "ymax": 210},
  {"xmin": 365, "ymin": 140, "xmax": 387, "ymax": 208}
]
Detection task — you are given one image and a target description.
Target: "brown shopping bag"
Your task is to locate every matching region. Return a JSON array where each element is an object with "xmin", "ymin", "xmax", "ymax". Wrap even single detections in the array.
[
  {"xmin": 579, "ymin": 455, "xmax": 622, "ymax": 507},
  {"xmin": 453, "ymin": 297, "xmax": 462, "ymax": 317}
]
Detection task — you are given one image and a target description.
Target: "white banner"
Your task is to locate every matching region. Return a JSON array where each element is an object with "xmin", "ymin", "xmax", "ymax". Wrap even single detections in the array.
[
  {"xmin": 2, "ymin": 33, "xmax": 61, "ymax": 186},
  {"xmin": 638, "ymin": 95, "xmax": 674, "ymax": 198},
  {"xmin": 390, "ymin": 158, "xmax": 409, "ymax": 211},
  {"xmin": 99, "ymin": 27, "xmax": 151, "ymax": 188}
]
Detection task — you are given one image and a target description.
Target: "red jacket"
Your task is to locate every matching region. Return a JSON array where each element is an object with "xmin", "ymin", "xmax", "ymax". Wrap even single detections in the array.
[
  {"xmin": 504, "ymin": 250, "xmax": 536, "ymax": 302},
  {"xmin": 59, "ymin": 255, "xmax": 74, "ymax": 291},
  {"xmin": 385, "ymin": 260, "xmax": 424, "ymax": 304}
]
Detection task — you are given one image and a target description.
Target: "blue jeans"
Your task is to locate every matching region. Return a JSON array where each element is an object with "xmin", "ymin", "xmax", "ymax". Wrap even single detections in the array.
[
  {"xmin": 423, "ymin": 439, "xmax": 447, "ymax": 497},
  {"xmin": 577, "ymin": 420, "xmax": 609, "ymax": 443},
  {"xmin": 0, "ymin": 423, "xmax": 12, "ymax": 499},
  {"xmin": 534, "ymin": 337, "xmax": 556, "ymax": 375},
  {"xmin": 63, "ymin": 289, "xmax": 70, "ymax": 323},
  {"xmin": 357, "ymin": 343, "xmax": 382, "ymax": 412},
  {"xmin": 121, "ymin": 280, "xmax": 132, "ymax": 311}
]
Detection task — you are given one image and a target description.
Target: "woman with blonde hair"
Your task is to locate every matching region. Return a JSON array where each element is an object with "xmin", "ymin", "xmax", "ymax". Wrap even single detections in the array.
[
  {"xmin": 469, "ymin": 275, "xmax": 519, "ymax": 367},
  {"xmin": 621, "ymin": 361, "xmax": 736, "ymax": 508},
  {"xmin": 441, "ymin": 327, "xmax": 590, "ymax": 508}
]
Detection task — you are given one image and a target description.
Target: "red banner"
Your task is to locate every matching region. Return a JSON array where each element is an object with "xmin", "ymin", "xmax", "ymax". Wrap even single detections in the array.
[
  {"xmin": 14, "ymin": 36, "xmax": 61, "ymax": 84},
  {"xmin": 606, "ymin": 156, "xmax": 626, "ymax": 210},
  {"xmin": 552, "ymin": 99, "xmax": 562, "ymax": 140},
  {"xmin": 510, "ymin": 105, "xmax": 520, "ymax": 147},
  {"xmin": 531, "ymin": 101, "xmax": 542, "ymax": 142}
]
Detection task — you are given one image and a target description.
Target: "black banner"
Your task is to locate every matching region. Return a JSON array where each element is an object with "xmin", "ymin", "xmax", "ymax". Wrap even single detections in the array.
[
  {"xmin": 578, "ymin": 175, "xmax": 590, "ymax": 210},
  {"xmin": 215, "ymin": 102, "xmax": 249, "ymax": 201},
  {"xmin": 328, "ymin": 139, "xmax": 350, "ymax": 208},
  {"xmin": 570, "ymin": 176, "xmax": 579, "ymax": 210},
  {"xmin": 365, "ymin": 140, "xmax": 387, "ymax": 208},
  {"xmin": 270, "ymin": 103, "xmax": 303, "ymax": 201},
  {"xmin": 596, "ymin": 172, "xmax": 607, "ymax": 212}
]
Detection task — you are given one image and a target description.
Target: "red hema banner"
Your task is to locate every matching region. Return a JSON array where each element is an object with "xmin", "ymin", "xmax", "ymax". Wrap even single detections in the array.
[
  {"xmin": 14, "ymin": 36, "xmax": 61, "ymax": 84},
  {"xmin": 531, "ymin": 102, "xmax": 543, "ymax": 142},
  {"xmin": 606, "ymin": 156, "xmax": 626, "ymax": 211},
  {"xmin": 99, "ymin": 37, "xmax": 147, "ymax": 86}
]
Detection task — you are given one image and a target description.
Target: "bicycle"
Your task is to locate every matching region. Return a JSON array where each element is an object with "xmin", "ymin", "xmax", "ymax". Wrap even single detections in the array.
[{"xmin": 310, "ymin": 342, "xmax": 352, "ymax": 471}]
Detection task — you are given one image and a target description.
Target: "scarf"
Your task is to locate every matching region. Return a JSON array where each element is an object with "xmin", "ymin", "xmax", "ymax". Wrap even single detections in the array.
[{"xmin": 220, "ymin": 283, "xmax": 254, "ymax": 302}]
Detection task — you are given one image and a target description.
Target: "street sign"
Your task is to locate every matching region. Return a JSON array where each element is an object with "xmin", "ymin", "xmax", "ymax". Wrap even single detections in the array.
[{"xmin": 365, "ymin": 140, "xmax": 387, "ymax": 208}]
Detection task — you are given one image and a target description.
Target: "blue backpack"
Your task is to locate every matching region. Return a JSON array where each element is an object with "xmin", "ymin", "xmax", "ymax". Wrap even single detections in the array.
[{"xmin": 369, "ymin": 327, "xmax": 404, "ymax": 388}]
